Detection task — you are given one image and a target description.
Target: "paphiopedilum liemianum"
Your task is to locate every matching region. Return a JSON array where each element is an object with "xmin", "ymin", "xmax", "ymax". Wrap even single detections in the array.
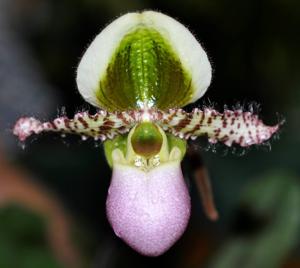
[{"xmin": 13, "ymin": 11, "xmax": 280, "ymax": 256}]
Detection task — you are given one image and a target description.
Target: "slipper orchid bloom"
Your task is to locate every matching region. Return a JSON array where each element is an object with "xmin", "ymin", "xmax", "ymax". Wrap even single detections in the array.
[{"xmin": 13, "ymin": 11, "xmax": 280, "ymax": 256}]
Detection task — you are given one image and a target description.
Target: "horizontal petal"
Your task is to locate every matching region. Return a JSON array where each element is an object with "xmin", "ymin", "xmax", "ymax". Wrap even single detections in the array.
[
  {"xmin": 154, "ymin": 108, "xmax": 281, "ymax": 147},
  {"xmin": 13, "ymin": 110, "xmax": 138, "ymax": 142},
  {"xmin": 13, "ymin": 108, "xmax": 281, "ymax": 148}
]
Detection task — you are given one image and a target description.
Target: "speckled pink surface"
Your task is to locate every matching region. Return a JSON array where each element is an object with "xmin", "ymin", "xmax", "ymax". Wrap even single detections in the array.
[{"xmin": 106, "ymin": 162, "xmax": 191, "ymax": 256}]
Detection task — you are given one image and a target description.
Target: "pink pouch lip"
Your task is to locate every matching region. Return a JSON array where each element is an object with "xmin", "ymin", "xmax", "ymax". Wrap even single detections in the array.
[{"xmin": 106, "ymin": 161, "xmax": 191, "ymax": 256}]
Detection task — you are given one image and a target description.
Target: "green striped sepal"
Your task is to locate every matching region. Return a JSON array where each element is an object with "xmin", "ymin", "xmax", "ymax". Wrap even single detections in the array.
[{"xmin": 76, "ymin": 11, "xmax": 211, "ymax": 111}]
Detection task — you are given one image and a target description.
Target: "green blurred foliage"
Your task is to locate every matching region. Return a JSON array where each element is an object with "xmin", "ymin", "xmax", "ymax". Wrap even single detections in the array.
[
  {"xmin": 209, "ymin": 172, "xmax": 300, "ymax": 268},
  {"xmin": 0, "ymin": 205, "xmax": 62, "ymax": 268}
]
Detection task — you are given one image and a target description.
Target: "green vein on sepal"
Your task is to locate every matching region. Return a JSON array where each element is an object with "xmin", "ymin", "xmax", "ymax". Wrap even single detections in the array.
[{"xmin": 97, "ymin": 27, "xmax": 193, "ymax": 111}]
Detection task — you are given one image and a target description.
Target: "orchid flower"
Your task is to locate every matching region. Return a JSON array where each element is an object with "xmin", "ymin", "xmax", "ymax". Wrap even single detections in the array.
[{"xmin": 13, "ymin": 11, "xmax": 280, "ymax": 256}]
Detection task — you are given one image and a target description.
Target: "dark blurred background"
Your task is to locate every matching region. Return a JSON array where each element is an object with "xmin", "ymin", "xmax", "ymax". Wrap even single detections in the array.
[{"xmin": 0, "ymin": 0, "xmax": 300, "ymax": 267}]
